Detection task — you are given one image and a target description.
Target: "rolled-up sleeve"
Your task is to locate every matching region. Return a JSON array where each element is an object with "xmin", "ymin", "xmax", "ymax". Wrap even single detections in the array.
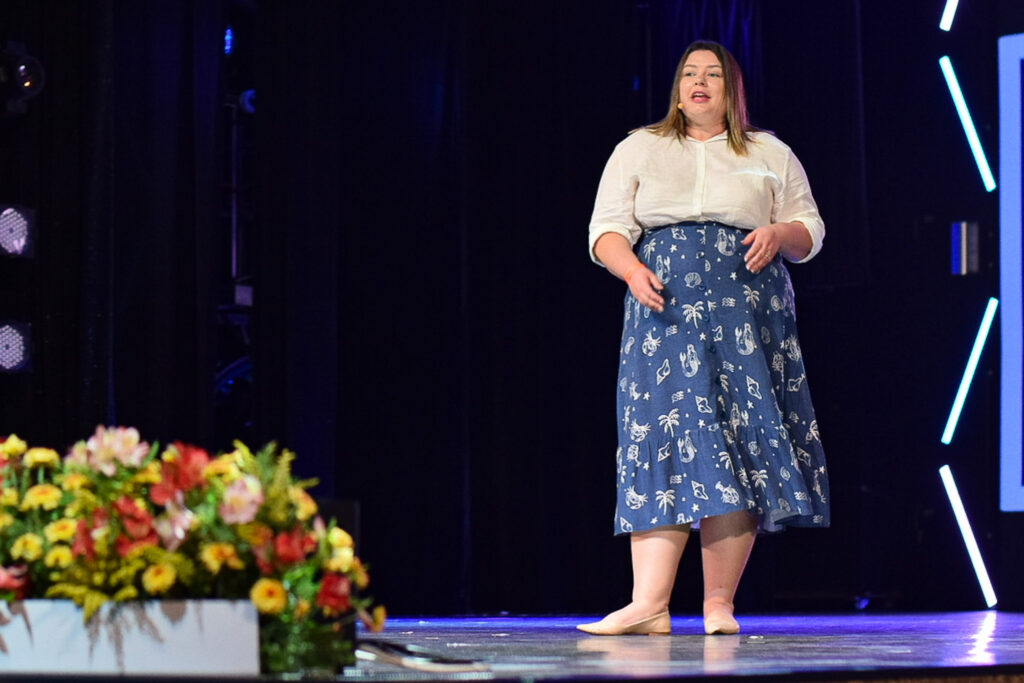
[
  {"xmin": 588, "ymin": 140, "xmax": 643, "ymax": 265},
  {"xmin": 774, "ymin": 150, "xmax": 825, "ymax": 263}
]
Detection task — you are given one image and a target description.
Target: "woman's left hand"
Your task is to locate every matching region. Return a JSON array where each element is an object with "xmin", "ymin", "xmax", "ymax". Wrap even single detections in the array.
[{"xmin": 740, "ymin": 224, "xmax": 784, "ymax": 274}]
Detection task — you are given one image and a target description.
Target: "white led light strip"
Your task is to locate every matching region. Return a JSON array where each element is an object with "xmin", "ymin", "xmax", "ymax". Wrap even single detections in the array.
[
  {"xmin": 938, "ymin": 465, "xmax": 998, "ymax": 608},
  {"xmin": 939, "ymin": 56, "xmax": 997, "ymax": 192}
]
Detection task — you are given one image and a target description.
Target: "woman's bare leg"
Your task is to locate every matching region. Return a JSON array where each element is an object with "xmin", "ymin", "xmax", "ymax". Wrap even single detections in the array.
[
  {"xmin": 592, "ymin": 525, "xmax": 689, "ymax": 625},
  {"xmin": 699, "ymin": 510, "xmax": 757, "ymax": 633}
]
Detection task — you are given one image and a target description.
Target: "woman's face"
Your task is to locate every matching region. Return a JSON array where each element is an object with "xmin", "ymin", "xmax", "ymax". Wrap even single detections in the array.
[{"xmin": 677, "ymin": 50, "xmax": 727, "ymax": 128}]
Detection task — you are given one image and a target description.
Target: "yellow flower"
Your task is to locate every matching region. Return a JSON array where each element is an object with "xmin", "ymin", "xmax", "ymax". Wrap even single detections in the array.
[
  {"xmin": 11, "ymin": 533, "xmax": 44, "ymax": 562},
  {"xmin": 326, "ymin": 546, "xmax": 354, "ymax": 573},
  {"xmin": 44, "ymin": 518, "xmax": 78, "ymax": 544},
  {"xmin": 372, "ymin": 605, "xmax": 387, "ymax": 631},
  {"xmin": 199, "ymin": 543, "xmax": 245, "ymax": 574},
  {"xmin": 351, "ymin": 557, "xmax": 369, "ymax": 590},
  {"xmin": 142, "ymin": 564, "xmax": 177, "ymax": 594},
  {"xmin": 60, "ymin": 472, "xmax": 90, "ymax": 492},
  {"xmin": 203, "ymin": 454, "xmax": 240, "ymax": 482},
  {"xmin": 328, "ymin": 527, "xmax": 354, "ymax": 549},
  {"xmin": 0, "ymin": 512, "xmax": 14, "ymax": 530},
  {"xmin": 20, "ymin": 484, "xmax": 63, "ymax": 511},
  {"xmin": 237, "ymin": 522, "xmax": 273, "ymax": 547},
  {"xmin": 289, "ymin": 487, "xmax": 318, "ymax": 521},
  {"xmin": 45, "ymin": 545, "xmax": 73, "ymax": 568},
  {"xmin": 250, "ymin": 578, "xmax": 288, "ymax": 614},
  {"xmin": 0, "ymin": 434, "xmax": 27, "ymax": 457},
  {"xmin": 0, "ymin": 488, "xmax": 17, "ymax": 507},
  {"xmin": 24, "ymin": 447, "xmax": 60, "ymax": 468},
  {"xmin": 359, "ymin": 605, "xmax": 387, "ymax": 633},
  {"xmin": 294, "ymin": 599, "xmax": 312, "ymax": 619},
  {"xmin": 131, "ymin": 461, "xmax": 161, "ymax": 485}
]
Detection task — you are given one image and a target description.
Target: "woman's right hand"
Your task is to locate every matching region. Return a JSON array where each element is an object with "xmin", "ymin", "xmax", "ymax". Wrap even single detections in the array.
[
  {"xmin": 593, "ymin": 233, "xmax": 665, "ymax": 313},
  {"xmin": 626, "ymin": 264, "xmax": 665, "ymax": 314}
]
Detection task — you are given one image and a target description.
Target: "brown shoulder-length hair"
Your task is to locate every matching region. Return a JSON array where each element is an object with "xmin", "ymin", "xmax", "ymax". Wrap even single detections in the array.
[{"xmin": 645, "ymin": 40, "xmax": 759, "ymax": 155}]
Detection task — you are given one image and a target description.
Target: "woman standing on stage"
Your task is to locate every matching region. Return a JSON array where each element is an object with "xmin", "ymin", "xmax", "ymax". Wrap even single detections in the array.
[{"xmin": 579, "ymin": 40, "xmax": 830, "ymax": 637}]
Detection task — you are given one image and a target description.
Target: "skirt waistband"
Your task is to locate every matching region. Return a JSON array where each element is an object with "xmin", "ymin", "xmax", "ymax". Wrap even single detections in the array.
[{"xmin": 645, "ymin": 220, "xmax": 740, "ymax": 235}]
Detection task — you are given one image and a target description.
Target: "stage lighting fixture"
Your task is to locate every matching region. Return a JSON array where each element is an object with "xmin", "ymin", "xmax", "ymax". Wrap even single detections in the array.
[
  {"xmin": 939, "ymin": 0, "xmax": 960, "ymax": 32},
  {"xmin": 950, "ymin": 221, "xmax": 979, "ymax": 275},
  {"xmin": 0, "ymin": 41, "xmax": 45, "ymax": 117},
  {"xmin": 941, "ymin": 297, "xmax": 998, "ymax": 445},
  {"xmin": 999, "ymin": 33, "xmax": 1024, "ymax": 512},
  {"xmin": 939, "ymin": 56, "xmax": 997, "ymax": 192},
  {"xmin": 938, "ymin": 465, "xmax": 997, "ymax": 608},
  {"xmin": 0, "ymin": 205, "xmax": 35, "ymax": 257},
  {"xmin": 0, "ymin": 322, "xmax": 31, "ymax": 373}
]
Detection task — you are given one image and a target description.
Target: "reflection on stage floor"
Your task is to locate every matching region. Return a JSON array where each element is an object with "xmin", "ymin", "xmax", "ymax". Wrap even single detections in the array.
[{"xmin": 351, "ymin": 612, "xmax": 1024, "ymax": 682}]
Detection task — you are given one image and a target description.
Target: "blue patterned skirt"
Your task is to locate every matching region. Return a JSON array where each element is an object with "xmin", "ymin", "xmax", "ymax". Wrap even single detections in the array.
[{"xmin": 614, "ymin": 222, "xmax": 830, "ymax": 535}]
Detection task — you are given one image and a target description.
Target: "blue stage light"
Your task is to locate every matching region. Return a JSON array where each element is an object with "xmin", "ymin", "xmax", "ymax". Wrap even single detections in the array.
[
  {"xmin": 939, "ymin": 56, "xmax": 996, "ymax": 192},
  {"xmin": 939, "ymin": 0, "xmax": 960, "ymax": 31},
  {"xmin": 224, "ymin": 27, "xmax": 234, "ymax": 56},
  {"xmin": 938, "ymin": 465, "xmax": 997, "ymax": 608},
  {"xmin": 999, "ymin": 34, "xmax": 1024, "ymax": 512},
  {"xmin": 941, "ymin": 297, "xmax": 998, "ymax": 445}
]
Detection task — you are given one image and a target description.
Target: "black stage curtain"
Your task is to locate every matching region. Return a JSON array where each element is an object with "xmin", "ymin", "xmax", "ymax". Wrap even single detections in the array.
[
  {"xmin": 3, "ymin": 0, "xmax": 1022, "ymax": 616},
  {"xmin": 0, "ymin": 1, "xmax": 222, "ymax": 448}
]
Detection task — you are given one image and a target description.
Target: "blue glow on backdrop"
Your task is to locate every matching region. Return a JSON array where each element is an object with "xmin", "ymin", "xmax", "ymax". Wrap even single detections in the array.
[
  {"xmin": 939, "ymin": 0, "xmax": 960, "ymax": 32},
  {"xmin": 939, "ymin": 56, "xmax": 997, "ymax": 192},
  {"xmin": 941, "ymin": 297, "xmax": 998, "ymax": 445},
  {"xmin": 939, "ymin": 465, "xmax": 997, "ymax": 608},
  {"xmin": 998, "ymin": 34, "xmax": 1024, "ymax": 512},
  {"xmin": 224, "ymin": 27, "xmax": 234, "ymax": 56}
]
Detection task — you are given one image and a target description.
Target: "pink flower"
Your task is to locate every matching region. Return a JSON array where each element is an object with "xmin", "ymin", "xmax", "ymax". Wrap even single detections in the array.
[
  {"xmin": 219, "ymin": 475, "xmax": 264, "ymax": 524},
  {"xmin": 0, "ymin": 564, "xmax": 29, "ymax": 599},
  {"xmin": 69, "ymin": 426, "xmax": 149, "ymax": 476},
  {"xmin": 154, "ymin": 501, "xmax": 195, "ymax": 551}
]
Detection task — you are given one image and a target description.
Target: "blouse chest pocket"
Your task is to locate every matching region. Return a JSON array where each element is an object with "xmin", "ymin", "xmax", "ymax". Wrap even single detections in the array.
[{"xmin": 721, "ymin": 166, "xmax": 779, "ymax": 207}]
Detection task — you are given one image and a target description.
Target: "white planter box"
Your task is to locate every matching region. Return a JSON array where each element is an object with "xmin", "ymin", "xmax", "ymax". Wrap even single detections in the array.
[{"xmin": 0, "ymin": 599, "xmax": 260, "ymax": 676}]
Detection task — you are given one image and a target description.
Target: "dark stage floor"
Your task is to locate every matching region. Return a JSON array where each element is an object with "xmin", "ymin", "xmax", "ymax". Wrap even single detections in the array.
[{"xmin": 351, "ymin": 612, "xmax": 1024, "ymax": 682}]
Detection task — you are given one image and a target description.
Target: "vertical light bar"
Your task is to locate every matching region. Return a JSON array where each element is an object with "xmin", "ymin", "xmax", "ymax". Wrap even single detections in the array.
[
  {"xmin": 998, "ymin": 33, "xmax": 1024, "ymax": 511},
  {"xmin": 939, "ymin": 0, "xmax": 961, "ymax": 32},
  {"xmin": 941, "ymin": 297, "xmax": 999, "ymax": 444},
  {"xmin": 939, "ymin": 56, "xmax": 997, "ymax": 192},
  {"xmin": 939, "ymin": 465, "xmax": 997, "ymax": 608}
]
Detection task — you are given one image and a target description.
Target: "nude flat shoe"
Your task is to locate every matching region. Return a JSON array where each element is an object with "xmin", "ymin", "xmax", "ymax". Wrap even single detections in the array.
[
  {"xmin": 703, "ymin": 610, "xmax": 740, "ymax": 635},
  {"xmin": 576, "ymin": 611, "xmax": 671, "ymax": 636}
]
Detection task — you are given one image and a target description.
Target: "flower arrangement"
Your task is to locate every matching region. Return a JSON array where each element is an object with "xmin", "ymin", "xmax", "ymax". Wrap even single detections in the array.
[{"xmin": 0, "ymin": 427, "xmax": 384, "ymax": 674}]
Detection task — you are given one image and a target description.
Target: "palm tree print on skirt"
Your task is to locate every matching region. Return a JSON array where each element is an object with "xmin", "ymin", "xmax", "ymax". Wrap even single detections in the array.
[{"xmin": 613, "ymin": 222, "xmax": 829, "ymax": 535}]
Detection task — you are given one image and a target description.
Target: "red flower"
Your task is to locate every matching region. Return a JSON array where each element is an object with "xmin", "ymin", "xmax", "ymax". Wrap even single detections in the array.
[
  {"xmin": 150, "ymin": 443, "xmax": 210, "ymax": 505},
  {"xmin": 115, "ymin": 532, "xmax": 159, "ymax": 558},
  {"xmin": 253, "ymin": 545, "xmax": 275, "ymax": 576},
  {"xmin": 274, "ymin": 526, "xmax": 317, "ymax": 566},
  {"xmin": 114, "ymin": 496, "xmax": 155, "ymax": 539},
  {"xmin": 72, "ymin": 509, "xmax": 109, "ymax": 561},
  {"xmin": 316, "ymin": 572, "xmax": 351, "ymax": 615},
  {"xmin": 0, "ymin": 564, "xmax": 29, "ymax": 600}
]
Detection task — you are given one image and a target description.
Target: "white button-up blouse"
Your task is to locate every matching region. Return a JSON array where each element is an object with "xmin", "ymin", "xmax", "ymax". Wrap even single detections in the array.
[{"xmin": 588, "ymin": 129, "xmax": 825, "ymax": 264}]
